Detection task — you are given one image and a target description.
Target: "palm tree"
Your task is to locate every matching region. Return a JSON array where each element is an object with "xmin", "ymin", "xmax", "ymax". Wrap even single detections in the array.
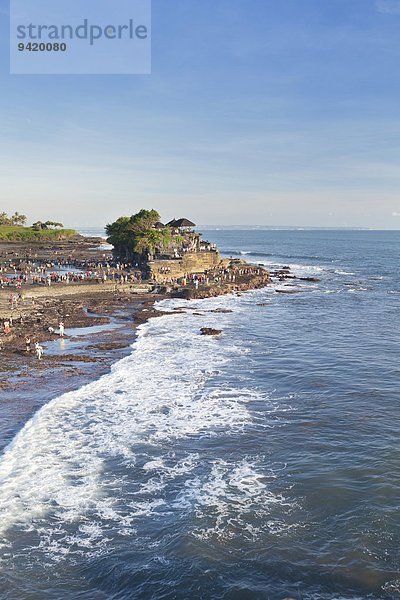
[
  {"xmin": 0, "ymin": 212, "xmax": 9, "ymax": 226},
  {"xmin": 11, "ymin": 212, "xmax": 27, "ymax": 226}
]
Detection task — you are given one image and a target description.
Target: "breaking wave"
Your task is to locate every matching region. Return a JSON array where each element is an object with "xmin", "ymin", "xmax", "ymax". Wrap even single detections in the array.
[{"xmin": 0, "ymin": 294, "xmax": 293, "ymax": 565}]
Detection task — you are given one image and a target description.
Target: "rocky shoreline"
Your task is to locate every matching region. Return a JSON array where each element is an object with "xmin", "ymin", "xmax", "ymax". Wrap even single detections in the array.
[
  {"xmin": 0, "ymin": 234, "xmax": 274, "ymax": 359},
  {"xmin": 0, "ymin": 236, "xmax": 307, "ymax": 450}
]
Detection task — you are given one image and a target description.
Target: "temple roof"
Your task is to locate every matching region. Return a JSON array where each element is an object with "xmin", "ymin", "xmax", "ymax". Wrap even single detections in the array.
[{"xmin": 173, "ymin": 218, "xmax": 196, "ymax": 228}]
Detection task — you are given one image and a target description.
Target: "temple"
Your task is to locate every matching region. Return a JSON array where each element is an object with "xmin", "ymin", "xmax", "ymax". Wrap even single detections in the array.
[
  {"xmin": 147, "ymin": 217, "xmax": 220, "ymax": 281},
  {"xmin": 107, "ymin": 211, "xmax": 221, "ymax": 282}
]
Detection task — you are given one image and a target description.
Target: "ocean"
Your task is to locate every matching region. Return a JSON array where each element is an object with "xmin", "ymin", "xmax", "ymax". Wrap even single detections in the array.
[{"xmin": 0, "ymin": 229, "xmax": 399, "ymax": 600}]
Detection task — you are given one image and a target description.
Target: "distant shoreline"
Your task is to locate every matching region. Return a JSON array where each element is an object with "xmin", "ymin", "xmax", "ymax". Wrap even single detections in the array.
[
  {"xmin": 199, "ymin": 226, "xmax": 389, "ymax": 231},
  {"xmin": 73, "ymin": 225, "xmax": 400, "ymax": 233}
]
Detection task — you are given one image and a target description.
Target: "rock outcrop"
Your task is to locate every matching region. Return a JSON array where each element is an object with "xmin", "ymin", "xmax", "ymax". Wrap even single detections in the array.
[{"xmin": 200, "ymin": 327, "xmax": 223, "ymax": 336}]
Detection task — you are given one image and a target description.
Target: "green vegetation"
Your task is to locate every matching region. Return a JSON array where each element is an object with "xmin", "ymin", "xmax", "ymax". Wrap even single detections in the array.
[
  {"xmin": 32, "ymin": 220, "xmax": 64, "ymax": 231},
  {"xmin": 0, "ymin": 211, "xmax": 72, "ymax": 241},
  {"xmin": 106, "ymin": 209, "xmax": 172, "ymax": 257},
  {"xmin": 0, "ymin": 226, "xmax": 76, "ymax": 241},
  {"xmin": 0, "ymin": 211, "xmax": 27, "ymax": 226}
]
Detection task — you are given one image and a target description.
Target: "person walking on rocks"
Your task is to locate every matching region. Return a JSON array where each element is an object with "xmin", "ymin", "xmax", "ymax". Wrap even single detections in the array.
[
  {"xmin": 26, "ymin": 337, "xmax": 31, "ymax": 352},
  {"xmin": 35, "ymin": 342, "xmax": 43, "ymax": 360},
  {"xmin": 59, "ymin": 321, "xmax": 65, "ymax": 337}
]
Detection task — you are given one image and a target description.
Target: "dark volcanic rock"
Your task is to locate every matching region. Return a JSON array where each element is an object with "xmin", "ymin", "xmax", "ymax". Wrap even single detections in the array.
[
  {"xmin": 87, "ymin": 342, "xmax": 131, "ymax": 351},
  {"xmin": 200, "ymin": 327, "xmax": 223, "ymax": 336},
  {"xmin": 132, "ymin": 307, "xmax": 186, "ymax": 324},
  {"xmin": 299, "ymin": 277, "xmax": 321, "ymax": 282}
]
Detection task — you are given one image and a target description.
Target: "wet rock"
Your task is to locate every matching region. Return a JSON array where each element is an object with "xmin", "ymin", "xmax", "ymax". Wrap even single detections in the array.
[
  {"xmin": 86, "ymin": 342, "xmax": 130, "ymax": 351},
  {"xmin": 299, "ymin": 277, "xmax": 321, "ymax": 282},
  {"xmin": 132, "ymin": 307, "xmax": 186, "ymax": 324},
  {"xmin": 200, "ymin": 327, "xmax": 223, "ymax": 336},
  {"xmin": 48, "ymin": 355, "xmax": 99, "ymax": 363}
]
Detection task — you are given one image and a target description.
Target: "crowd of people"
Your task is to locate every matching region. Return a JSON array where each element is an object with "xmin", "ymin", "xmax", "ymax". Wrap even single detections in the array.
[
  {"xmin": 0, "ymin": 248, "xmax": 265, "ymax": 361},
  {"xmin": 0, "ymin": 254, "xmax": 263, "ymax": 290},
  {"xmin": 0, "ymin": 257, "xmax": 146, "ymax": 289},
  {"xmin": 153, "ymin": 264, "xmax": 263, "ymax": 286}
]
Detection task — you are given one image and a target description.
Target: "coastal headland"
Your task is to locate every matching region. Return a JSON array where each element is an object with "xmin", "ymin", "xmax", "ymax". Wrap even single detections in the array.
[
  {"xmin": 0, "ymin": 231, "xmax": 273, "ymax": 357},
  {"xmin": 0, "ymin": 212, "xmax": 311, "ymax": 447}
]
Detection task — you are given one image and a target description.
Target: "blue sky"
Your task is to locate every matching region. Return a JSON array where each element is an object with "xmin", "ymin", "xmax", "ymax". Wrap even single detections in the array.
[{"xmin": 1, "ymin": 0, "xmax": 400, "ymax": 227}]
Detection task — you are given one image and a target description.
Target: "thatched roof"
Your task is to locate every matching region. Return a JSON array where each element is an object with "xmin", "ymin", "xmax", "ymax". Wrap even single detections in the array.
[
  {"xmin": 166, "ymin": 219, "xmax": 178, "ymax": 227},
  {"xmin": 154, "ymin": 221, "xmax": 165, "ymax": 229},
  {"xmin": 174, "ymin": 218, "xmax": 196, "ymax": 228}
]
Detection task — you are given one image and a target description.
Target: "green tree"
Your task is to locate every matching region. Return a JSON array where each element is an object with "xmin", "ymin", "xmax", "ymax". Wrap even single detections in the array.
[
  {"xmin": 106, "ymin": 209, "xmax": 174, "ymax": 259},
  {"xmin": 45, "ymin": 221, "xmax": 64, "ymax": 229},
  {"xmin": 0, "ymin": 211, "xmax": 27, "ymax": 226},
  {"xmin": 11, "ymin": 212, "xmax": 27, "ymax": 226},
  {"xmin": 32, "ymin": 221, "xmax": 44, "ymax": 230}
]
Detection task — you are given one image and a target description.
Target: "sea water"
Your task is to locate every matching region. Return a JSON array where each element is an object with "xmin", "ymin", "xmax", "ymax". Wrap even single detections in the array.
[{"xmin": 0, "ymin": 230, "xmax": 399, "ymax": 600}]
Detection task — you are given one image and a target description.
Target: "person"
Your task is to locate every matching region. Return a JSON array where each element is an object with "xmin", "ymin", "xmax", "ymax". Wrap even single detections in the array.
[
  {"xmin": 35, "ymin": 342, "xmax": 43, "ymax": 360},
  {"xmin": 26, "ymin": 337, "xmax": 31, "ymax": 352},
  {"xmin": 59, "ymin": 321, "xmax": 65, "ymax": 337}
]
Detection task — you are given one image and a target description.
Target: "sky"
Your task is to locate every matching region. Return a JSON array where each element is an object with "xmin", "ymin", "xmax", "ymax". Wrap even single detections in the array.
[{"xmin": 1, "ymin": 0, "xmax": 400, "ymax": 228}]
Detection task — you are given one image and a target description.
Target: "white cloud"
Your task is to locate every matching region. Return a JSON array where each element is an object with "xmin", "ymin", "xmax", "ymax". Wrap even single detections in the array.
[
  {"xmin": 392, "ymin": 211, "xmax": 400, "ymax": 216},
  {"xmin": 376, "ymin": 0, "xmax": 400, "ymax": 14}
]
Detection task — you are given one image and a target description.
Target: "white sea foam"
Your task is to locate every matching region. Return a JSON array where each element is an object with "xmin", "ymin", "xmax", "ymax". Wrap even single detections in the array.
[
  {"xmin": 178, "ymin": 458, "xmax": 293, "ymax": 541},
  {"xmin": 335, "ymin": 270, "xmax": 356, "ymax": 276},
  {"xmin": 257, "ymin": 260, "xmax": 325, "ymax": 277},
  {"xmin": 382, "ymin": 580, "xmax": 400, "ymax": 594},
  {"xmin": 0, "ymin": 294, "xmax": 290, "ymax": 559}
]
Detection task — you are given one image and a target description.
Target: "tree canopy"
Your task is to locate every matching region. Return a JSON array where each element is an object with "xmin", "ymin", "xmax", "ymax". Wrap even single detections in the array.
[
  {"xmin": 32, "ymin": 221, "xmax": 64, "ymax": 231},
  {"xmin": 0, "ymin": 211, "xmax": 27, "ymax": 226},
  {"xmin": 106, "ymin": 209, "xmax": 171, "ymax": 256},
  {"xmin": 0, "ymin": 213, "xmax": 64, "ymax": 229}
]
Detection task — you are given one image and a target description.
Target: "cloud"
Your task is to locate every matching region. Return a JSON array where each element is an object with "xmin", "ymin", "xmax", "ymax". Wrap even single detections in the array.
[
  {"xmin": 392, "ymin": 211, "xmax": 400, "ymax": 216},
  {"xmin": 376, "ymin": 0, "xmax": 400, "ymax": 14}
]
